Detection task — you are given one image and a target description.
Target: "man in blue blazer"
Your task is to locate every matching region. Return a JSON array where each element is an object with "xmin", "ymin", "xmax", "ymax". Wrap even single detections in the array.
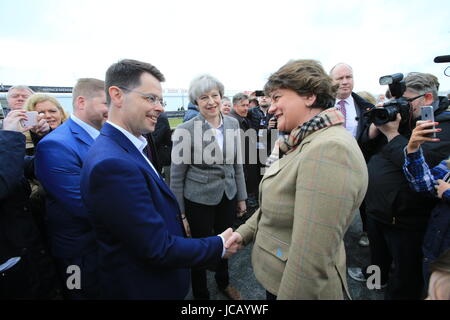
[
  {"xmin": 80, "ymin": 59, "xmax": 235, "ymax": 300},
  {"xmin": 35, "ymin": 78, "xmax": 108, "ymax": 299}
]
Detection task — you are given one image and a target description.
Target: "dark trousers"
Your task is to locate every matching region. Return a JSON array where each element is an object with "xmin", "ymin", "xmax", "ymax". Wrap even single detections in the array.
[
  {"xmin": 359, "ymin": 200, "xmax": 368, "ymax": 233},
  {"xmin": 366, "ymin": 215, "xmax": 425, "ymax": 300},
  {"xmin": 266, "ymin": 290, "xmax": 277, "ymax": 300},
  {"xmin": 185, "ymin": 195, "xmax": 236, "ymax": 300}
]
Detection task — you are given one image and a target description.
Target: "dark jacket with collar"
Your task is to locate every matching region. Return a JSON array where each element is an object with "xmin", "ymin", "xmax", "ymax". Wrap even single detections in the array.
[
  {"xmin": 80, "ymin": 122, "xmax": 223, "ymax": 299},
  {"xmin": 228, "ymin": 109, "xmax": 260, "ymax": 193},
  {"xmin": 352, "ymin": 92, "xmax": 374, "ymax": 138},
  {"xmin": 0, "ymin": 131, "xmax": 58, "ymax": 299},
  {"xmin": 0, "ymin": 131, "xmax": 37, "ymax": 261},
  {"xmin": 151, "ymin": 112, "xmax": 172, "ymax": 168},
  {"xmin": 35, "ymin": 118, "xmax": 98, "ymax": 259},
  {"xmin": 364, "ymin": 97, "xmax": 450, "ymax": 229}
]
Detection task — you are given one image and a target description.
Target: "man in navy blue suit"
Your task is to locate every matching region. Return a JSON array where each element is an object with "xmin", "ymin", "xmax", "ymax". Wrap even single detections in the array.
[
  {"xmin": 35, "ymin": 78, "xmax": 108, "ymax": 299},
  {"xmin": 80, "ymin": 59, "xmax": 235, "ymax": 299}
]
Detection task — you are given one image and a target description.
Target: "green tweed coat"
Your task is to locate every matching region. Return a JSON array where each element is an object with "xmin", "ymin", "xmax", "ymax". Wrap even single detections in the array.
[{"xmin": 236, "ymin": 124, "xmax": 368, "ymax": 300}]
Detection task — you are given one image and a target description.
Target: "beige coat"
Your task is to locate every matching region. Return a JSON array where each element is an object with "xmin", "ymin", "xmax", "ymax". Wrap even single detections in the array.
[{"xmin": 236, "ymin": 125, "xmax": 368, "ymax": 299}]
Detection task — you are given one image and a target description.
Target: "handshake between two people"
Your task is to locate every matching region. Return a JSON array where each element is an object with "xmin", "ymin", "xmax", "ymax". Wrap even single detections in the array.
[{"xmin": 219, "ymin": 228, "xmax": 244, "ymax": 259}]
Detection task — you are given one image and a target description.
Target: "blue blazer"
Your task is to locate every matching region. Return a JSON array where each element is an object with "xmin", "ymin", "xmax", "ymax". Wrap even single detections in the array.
[
  {"xmin": 80, "ymin": 123, "xmax": 223, "ymax": 299},
  {"xmin": 35, "ymin": 118, "xmax": 97, "ymax": 259}
]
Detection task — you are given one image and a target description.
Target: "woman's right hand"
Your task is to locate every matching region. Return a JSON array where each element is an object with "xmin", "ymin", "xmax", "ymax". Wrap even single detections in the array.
[{"xmin": 406, "ymin": 120, "xmax": 441, "ymax": 154}]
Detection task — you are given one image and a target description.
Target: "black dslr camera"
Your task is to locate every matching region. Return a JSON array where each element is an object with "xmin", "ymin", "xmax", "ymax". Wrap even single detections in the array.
[{"xmin": 363, "ymin": 73, "xmax": 410, "ymax": 126}]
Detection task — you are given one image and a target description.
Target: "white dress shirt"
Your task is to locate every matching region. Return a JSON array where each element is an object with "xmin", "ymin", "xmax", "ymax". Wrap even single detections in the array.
[
  {"xmin": 335, "ymin": 95, "xmax": 358, "ymax": 137},
  {"xmin": 70, "ymin": 114, "xmax": 100, "ymax": 140},
  {"xmin": 202, "ymin": 116, "xmax": 224, "ymax": 151},
  {"xmin": 106, "ymin": 121, "xmax": 160, "ymax": 177}
]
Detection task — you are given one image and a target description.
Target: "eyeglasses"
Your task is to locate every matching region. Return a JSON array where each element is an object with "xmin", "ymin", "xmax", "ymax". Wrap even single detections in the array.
[
  {"xmin": 405, "ymin": 93, "xmax": 426, "ymax": 104},
  {"xmin": 118, "ymin": 86, "xmax": 166, "ymax": 107}
]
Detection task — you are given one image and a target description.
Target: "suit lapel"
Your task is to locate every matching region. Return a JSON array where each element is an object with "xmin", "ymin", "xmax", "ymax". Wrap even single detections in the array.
[
  {"xmin": 101, "ymin": 123, "xmax": 177, "ymax": 202},
  {"xmin": 68, "ymin": 118, "xmax": 95, "ymax": 147}
]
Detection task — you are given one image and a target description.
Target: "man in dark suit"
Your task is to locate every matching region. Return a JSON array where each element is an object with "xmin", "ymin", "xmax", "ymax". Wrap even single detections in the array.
[
  {"xmin": 229, "ymin": 93, "xmax": 260, "ymax": 211},
  {"xmin": 35, "ymin": 78, "xmax": 108, "ymax": 299},
  {"xmin": 330, "ymin": 63, "xmax": 374, "ymax": 247},
  {"xmin": 80, "ymin": 59, "xmax": 235, "ymax": 299}
]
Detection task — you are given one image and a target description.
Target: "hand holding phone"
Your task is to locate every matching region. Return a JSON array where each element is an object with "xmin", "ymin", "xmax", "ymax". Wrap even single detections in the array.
[
  {"xmin": 420, "ymin": 106, "xmax": 436, "ymax": 138},
  {"xmin": 21, "ymin": 111, "xmax": 38, "ymax": 128}
]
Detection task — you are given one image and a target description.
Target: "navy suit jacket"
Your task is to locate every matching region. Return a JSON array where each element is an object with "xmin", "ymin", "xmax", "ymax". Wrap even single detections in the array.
[
  {"xmin": 35, "ymin": 118, "xmax": 97, "ymax": 259},
  {"xmin": 80, "ymin": 123, "xmax": 223, "ymax": 299}
]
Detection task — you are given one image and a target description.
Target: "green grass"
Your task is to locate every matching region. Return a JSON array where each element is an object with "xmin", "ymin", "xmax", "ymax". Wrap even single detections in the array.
[{"xmin": 168, "ymin": 117, "xmax": 183, "ymax": 129}]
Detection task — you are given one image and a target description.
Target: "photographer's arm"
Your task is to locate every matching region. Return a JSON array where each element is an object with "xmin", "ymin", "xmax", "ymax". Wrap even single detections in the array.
[
  {"xmin": 368, "ymin": 123, "xmax": 380, "ymax": 140},
  {"xmin": 377, "ymin": 113, "xmax": 401, "ymax": 143}
]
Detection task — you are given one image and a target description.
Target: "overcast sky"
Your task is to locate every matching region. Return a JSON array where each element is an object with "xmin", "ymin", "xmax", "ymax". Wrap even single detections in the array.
[{"xmin": 1, "ymin": 0, "xmax": 449, "ymax": 96}]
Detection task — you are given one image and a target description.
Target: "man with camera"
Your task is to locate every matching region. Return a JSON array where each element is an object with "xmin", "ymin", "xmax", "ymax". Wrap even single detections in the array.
[{"xmin": 349, "ymin": 72, "xmax": 450, "ymax": 299}]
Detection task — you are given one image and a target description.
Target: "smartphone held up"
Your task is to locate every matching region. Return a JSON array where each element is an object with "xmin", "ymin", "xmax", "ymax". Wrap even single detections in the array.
[
  {"xmin": 420, "ymin": 106, "xmax": 436, "ymax": 138},
  {"xmin": 21, "ymin": 111, "xmax": 39, "ymax": 128}
]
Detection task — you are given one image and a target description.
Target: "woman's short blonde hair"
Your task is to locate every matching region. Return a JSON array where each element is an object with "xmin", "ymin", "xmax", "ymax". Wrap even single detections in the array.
[{"xmin": 25, "ymin": 94, "xmax": 68, "ymax": 122}]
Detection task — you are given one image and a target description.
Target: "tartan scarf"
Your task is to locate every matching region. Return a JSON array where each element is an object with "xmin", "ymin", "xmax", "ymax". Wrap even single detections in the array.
[
  {"xmin": 280, "ymin": 107, "xmax": 345, "ymax": 155},
  {"xmin": 265, "ymin": 107, "xmax": 344, "ymax": 168}
]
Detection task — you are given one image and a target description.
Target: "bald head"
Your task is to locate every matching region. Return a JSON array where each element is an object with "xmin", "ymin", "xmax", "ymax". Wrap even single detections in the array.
[{"xmin": 330, "ymin": 63, "xmax": 354, "ymax": 100}]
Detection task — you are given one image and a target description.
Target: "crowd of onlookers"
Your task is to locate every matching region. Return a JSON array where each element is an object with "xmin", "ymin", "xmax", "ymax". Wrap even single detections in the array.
[{"xmin": 1, "ymin": 58, "xmax": 449, "ymax": 300}]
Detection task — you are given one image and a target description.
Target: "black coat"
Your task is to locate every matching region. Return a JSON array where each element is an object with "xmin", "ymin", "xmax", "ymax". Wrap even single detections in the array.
[
  {"xmin": 364, "ymin": 97, "xmax": 450, "ymax": 229},
  {"xmin": 151, "ymin": 112, "xmax": 173, "ymax": 167},
  {"xmin": 0, "ymin": 131, "xmax": 36, "ymax": 260},
  {"xmin": 0, "ymin": 131, "xmax": 58, "ymax": 298},
  {"xmin": 352, "ymin": 92, "xmax": 375, "ymax": 162},
  {"xmin": 228, "ymin": 110, "xmax": 259, "ymax": 194}
]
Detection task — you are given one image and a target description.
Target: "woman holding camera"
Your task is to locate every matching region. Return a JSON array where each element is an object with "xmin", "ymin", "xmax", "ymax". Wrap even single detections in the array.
[{"xmin": 226, "ymin": 59, "xmax": 368, "ymax": 299}]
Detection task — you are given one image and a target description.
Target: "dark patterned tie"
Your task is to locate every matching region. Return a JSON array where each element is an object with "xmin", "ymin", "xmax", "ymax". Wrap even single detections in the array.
[{"xmin": 338, "ymin": 100, "xmax": 347, "ymax": 128}]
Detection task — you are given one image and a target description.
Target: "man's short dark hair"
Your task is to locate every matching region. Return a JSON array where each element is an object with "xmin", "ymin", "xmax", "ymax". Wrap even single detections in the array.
[
  {"xmin": 249, "ymin": 98, "xmax": 259, "ymax": 107},
  {"xmin": 232, "ymin": 93, "xmax": 249, "ymax": 105},
  {"xmin": 105, "ymin": 59, "xmax": 165, "ymax": 104}
]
